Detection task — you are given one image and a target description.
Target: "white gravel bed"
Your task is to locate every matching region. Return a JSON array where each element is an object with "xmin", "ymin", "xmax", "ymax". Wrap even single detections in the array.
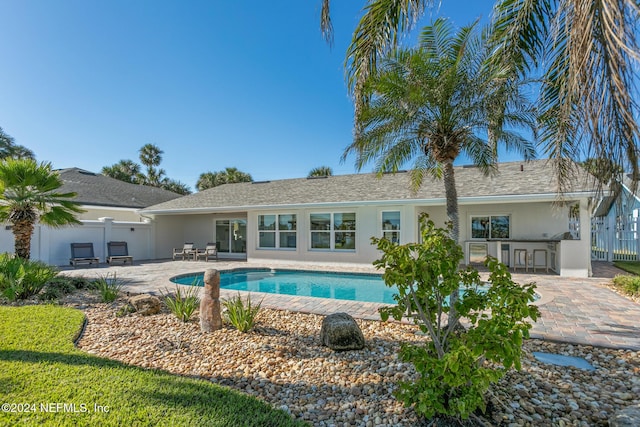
[{"xmin": 74, "ymin": 298, "xmax": 640, "ymax": 427}]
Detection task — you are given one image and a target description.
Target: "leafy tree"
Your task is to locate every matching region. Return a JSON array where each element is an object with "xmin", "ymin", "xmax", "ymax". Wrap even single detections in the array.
[
  {"xmin": 321, "ymin": 0, "xmax": 640, "ymax": 192},
  {"xmin": 375, "ymin": 215, "xmax": 539, "ymax": 421},
  {"xmin": 307, "ymin": 166, "xmax": 333, "ymax": 177},
  {"xmin": 343, "ymin": 19, "xmax": 536, "ymax": 243},
  {"xmin": 0, "ymin": 127, "xmax": 34, "ymax": 160},
  {"xmin": 196, "ymin": 167, "xmax": 253, "ymax": 191},
  {"xmin": 0, "ymin": 159, "xmax": 84, "ymax": 259},
  {"xmin": 101, "ymin": 159, "xmax": 142, "ymax": 184}
]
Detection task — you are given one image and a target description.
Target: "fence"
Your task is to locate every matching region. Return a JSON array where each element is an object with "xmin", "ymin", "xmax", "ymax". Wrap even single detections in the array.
[
  {"xmin": 591, "ymin": 214, "xmax": 640, "ymax": 261},
  {"xmin": 0, "ymin": 217, "xmax": 154, "ymax": 266}
]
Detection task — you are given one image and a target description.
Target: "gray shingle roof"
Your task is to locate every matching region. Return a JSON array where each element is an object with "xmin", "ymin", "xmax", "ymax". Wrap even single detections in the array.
[
  {"xmin": 57, "ymin": 168, "xmax": 182, "ymax": 209},
  {"xmin": 142, "ymin": 160, "xmax": 597, "ymax": 214}
]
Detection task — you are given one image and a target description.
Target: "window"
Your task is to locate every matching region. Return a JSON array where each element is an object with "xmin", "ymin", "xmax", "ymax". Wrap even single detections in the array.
[
  {"xmin": 471, "ymin": 215, "xmax": 510, "ymax": 239},
  {"xmin": 381, "ymin": 211, "xmax": 400, "ymax": 243},
  {"xmin": 258, "ymin": 214, "xmax": 297, "ymax": 249},
  {"xmin": 310, "ymin": 212, "xmax": 356, "ymax": 250}
]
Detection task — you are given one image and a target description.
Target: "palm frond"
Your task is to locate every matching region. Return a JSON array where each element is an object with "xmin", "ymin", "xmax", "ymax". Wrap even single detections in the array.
[{"xmin": 345, "ymin": 0, "xmax": 432, "ymax": 111}]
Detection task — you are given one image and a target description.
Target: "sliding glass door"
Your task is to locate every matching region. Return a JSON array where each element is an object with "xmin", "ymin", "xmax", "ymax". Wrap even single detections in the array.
[{"xmin": 215, "ymin": 219, "xmax": 247, "ymax": 254}]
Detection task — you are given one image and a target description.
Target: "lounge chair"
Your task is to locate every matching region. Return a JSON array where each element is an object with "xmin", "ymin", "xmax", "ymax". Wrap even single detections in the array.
[
  {"xmin": 195, "ymin": 243, "xmax": 218, "ymax": 262},
  {"xmin": 173, "ymin": 243, "xmax": 195, "ymax": 261},
  {"xmin": 107, "ymin": 241, "xmax": 133, "ymax": 265},
  {"xmin": 69, "ymin": 243, "xmax": 99, "ymax": 268}
]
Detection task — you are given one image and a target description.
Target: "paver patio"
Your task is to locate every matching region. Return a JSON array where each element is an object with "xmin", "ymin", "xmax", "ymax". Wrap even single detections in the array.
[{"xmin": 60, "ymin": 260, "xmax": 640, "ymax": 350}]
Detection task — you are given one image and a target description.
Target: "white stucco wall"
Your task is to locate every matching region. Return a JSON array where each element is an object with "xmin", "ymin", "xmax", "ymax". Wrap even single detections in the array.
[
  {"xmin": 148, "ymin": 198, "xmax": 593, "ymax": 276},
  {"xmin": 248, "ymin": 206, "xmax": 404, "ymax": 266},
  {"xmin": 1, "ymin": 218, "xmax": 154, "ymax": 266},
  {"xmin": 76, "ymin": 206, "xmax": 147, "ymax": 222}
]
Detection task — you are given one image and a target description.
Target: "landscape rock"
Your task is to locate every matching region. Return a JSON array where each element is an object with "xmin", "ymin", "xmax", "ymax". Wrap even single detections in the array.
[
  {"xmin": 75, "ymin": 303, "xmax": 640, "ymax": 426},
  {"xmin": 128, "ymin": 294, "xmax": 160, "ymax": 315},
  {"xmin": 609, "ymin": 404, "xmax": 640, "ymax": 427},
  {"xmin": 200, "ymin": 269, "xmax": 222, "ymax": 332},
  {"xmin": 319, "ymin": 312, "xmax": 365, "ymax": 351}
]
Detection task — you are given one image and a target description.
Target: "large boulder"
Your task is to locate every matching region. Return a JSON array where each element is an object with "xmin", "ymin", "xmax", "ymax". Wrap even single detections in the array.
[
  {"xmin": 128, "ymin": 294, "xmax": 161, "ymax": 316},
  {"xmin": 320, "ymin": 312, "xmax": 365, "ymax": 351},
  {"xmin": 200, "ymin": 269, "xmax": 222, "ymax": 332},
  {"xmin": 610, "ymin": 404, "xmax": 640, "ymax": 427}
]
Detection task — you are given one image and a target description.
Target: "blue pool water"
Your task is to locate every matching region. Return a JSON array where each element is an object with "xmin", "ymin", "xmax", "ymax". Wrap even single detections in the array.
[{"xmin": 171, "ymin": 269, "xmax": 399, "ymax": 304}]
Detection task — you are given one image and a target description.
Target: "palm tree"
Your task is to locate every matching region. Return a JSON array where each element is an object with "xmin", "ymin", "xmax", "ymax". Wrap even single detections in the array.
[
  {"xmin": 308, "ymin": 166, "xmax": 333, "ymax": 177},
  {"xmin": 0, "ymin": 159, "xmax": 84, "ymax": 259},
  {"xmin": 343, "ymin": 19, "xmax": 536, "ymax": 244},
  {"xmin": 160, "ymin": 178, "xmax": 192, "ymax": 195},
  {"xmin": 196, "ymin": 168, "xmax": 253, "ymax": 191},
  {"xmin": 196, "ymin": 171, "xmax": 225, "ymax": 191},
  {"xmin": 221, "ymin": 167, "xmax": 253, "ymax": 184},
  {"xmin": 101, "ymin": 159, "xmax": 142, "ymax": 184},
  {"xmin": 0, "ymin": 127, "xmax": 35, "ymax": 160},
  {"xmin": 321, "ymin": 0, "xmax": 640, "ymax": 191},
  {"xmin": 138, "ymin": 144, "xmax": 166, "ymax": 186}
]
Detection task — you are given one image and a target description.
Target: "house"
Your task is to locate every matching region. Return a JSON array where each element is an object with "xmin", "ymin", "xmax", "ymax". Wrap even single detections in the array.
[
  {"xmin": 57, "ymin": 168, "xmax": 182, "ymax": 221},
  {"xmin": 141, "ymin": 160, "xmax": 599, "ymax": 277},
  {"xmin": 591, "ymin": 174, "xmax": 640, "ymax": 262},
  {"xmin": 0, "ymin": 168, "xmax": 182, "ymax": 264}
]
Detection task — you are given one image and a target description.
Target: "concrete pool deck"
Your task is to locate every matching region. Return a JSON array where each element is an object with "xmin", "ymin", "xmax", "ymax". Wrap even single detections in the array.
[{"xmin": 60, "ymin": 259, "xmax": 640, "ymax": 350}]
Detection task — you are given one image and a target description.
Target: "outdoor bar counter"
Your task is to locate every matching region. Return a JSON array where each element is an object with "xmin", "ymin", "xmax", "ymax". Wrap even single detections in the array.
[{"xmin": 465, "ymin": 233, "xmax": 588, "ymax": 277}]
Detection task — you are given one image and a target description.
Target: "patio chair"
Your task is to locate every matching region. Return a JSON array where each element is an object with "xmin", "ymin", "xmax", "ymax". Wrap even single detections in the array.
[
  {"xmin": 173, "ymin": 243, "xmax": 195, "ymax": 261},
  {"xmin": 107, "ymin": 241, "xmax": 133, "ymax": 265},
  {"xmin": 195, "ymin": 243, "xmax": 218, "ymax": 262},
  {"xmin": 69, "ymin": 243, "xmax": 99, "ymax": 268}
]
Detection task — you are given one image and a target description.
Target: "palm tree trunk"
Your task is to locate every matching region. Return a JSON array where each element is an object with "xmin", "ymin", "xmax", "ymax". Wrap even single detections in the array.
[
  {"xmin": 442, "ymin": 160, "xmax": 459, "ymax": 243},
  {"xmin": 12, "ymin": 219, "xmax": 34, "ymax": 259},
  {"xmin": 442, "ymin": 160, "xmax": 460, "ymax": 334}
]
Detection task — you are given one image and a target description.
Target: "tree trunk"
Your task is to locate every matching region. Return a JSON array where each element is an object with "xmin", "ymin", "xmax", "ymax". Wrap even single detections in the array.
[
  {"xmin": 442, "ymin": 160, "xmax": 460, "ymax": 334},
  {"xmin": 442, "ymin": 160, "xmax": 459, "ymax": 243},
  {"xmin": 12, "ymin": 219, "xmax": 34, "ymax": 259}
]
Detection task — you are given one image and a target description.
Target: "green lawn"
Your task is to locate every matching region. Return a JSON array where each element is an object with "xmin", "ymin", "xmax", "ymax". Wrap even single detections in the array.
[
  {"xmin": 613, "ymin": 261, "xmax": 640, "ymax": 276},
  {"xmin": 0, "ymin": 305, "xmax": 305, "ymax": 427}
]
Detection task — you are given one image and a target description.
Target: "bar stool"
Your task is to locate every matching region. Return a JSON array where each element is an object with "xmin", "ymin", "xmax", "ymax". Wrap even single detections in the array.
[
  {"xmin": 513, "ymin": 249, "xmax": 528, "ymax": 272},
  {"xmin": 533, "ymin": 249, "xmax": 548, "ymax": 273}
]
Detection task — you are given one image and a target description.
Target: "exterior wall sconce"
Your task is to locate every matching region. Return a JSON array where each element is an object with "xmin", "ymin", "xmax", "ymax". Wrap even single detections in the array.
[{"xmin": 130, "ymin": 227, "xmax": 135, "ymax": 232}]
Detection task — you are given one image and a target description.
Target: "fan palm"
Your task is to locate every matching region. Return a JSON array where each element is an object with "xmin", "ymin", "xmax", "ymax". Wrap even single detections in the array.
[
  {"xmin": 0, "ymin": 127, "xmax": 34, "ymax": 160},
  {"xmin": 322, "ymin": 0, "xmax": 640, "ymax": 190},
  {"xmin": 0, "ymin": 159, "xmax": 84, "ymax": 259},
  {"xmin": 308, "ymin": 166, "xmax": 333, "ymax": 177},
  {"xmin": 139, "ymin": 144, "xmax": 166, "ymax": 186},
  {"xmin": 196, "ymin": 172, "xmax": 225, "ymax": 191},
  {"xmin": 101, "ymin": 159, "xmax": 142, "ymax": 184},
  {"xmin": 222, "ymin": 167, "xmax": 253, "ymax": 184},
  {"xmin": 343, "ymin": 18, "xmax": 537, "ymax": 243}
]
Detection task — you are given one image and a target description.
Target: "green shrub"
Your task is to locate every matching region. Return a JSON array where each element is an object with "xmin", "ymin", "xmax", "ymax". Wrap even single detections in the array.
[
  {"xmin": 93, "ymin": 273, "xmax": 124, "ymax": 303},
  {"xmin": 0, "ymin": 253, "xmax": 58, "ymax": 301},
  {"xmin": 375, "ymin": 215, "xmax": 539, "ymax": 421},
  {"xmin": 39, "ymin": 285, "xmax": 63, "ymax": 302},
  {"xmin": 223, "ymin": 293, "xmax": 262, "ymax": 333},
  {"xmin": 162, "ymin": 285, "xmax": 200, "ymax": 322},
  {"xmin": 612, "ymin": 274, "xmax": 640, "ymax": 297},
  {"xmin": 68, "ymin": 276, "xmax": 95, "ymax": 290},
  {"xmin": 45, "ymin": 276, "xmax": 77, "ymax": 294},
  {"xmin": 39, "ymin": 276, "xmax": 90, "ymax": 302}
]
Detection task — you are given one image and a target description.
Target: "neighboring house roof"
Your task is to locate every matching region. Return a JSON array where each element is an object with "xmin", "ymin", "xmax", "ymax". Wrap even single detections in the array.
[
  {"xmin": 593, "ymin": 195, "xmax": 617, "ymax": 217},
  {"xmin": 141, "ymin": 160, "xmax": 597, "ymax": 215},
  {"xmin": 57, "ymin": 168, "xmax": 182, "ymax": 209}
]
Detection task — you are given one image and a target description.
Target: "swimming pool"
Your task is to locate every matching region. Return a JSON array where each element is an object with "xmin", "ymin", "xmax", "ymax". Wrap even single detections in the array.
[{"xmin": 171, "ymin": 269, "xmax": 398, "ymax": 304}]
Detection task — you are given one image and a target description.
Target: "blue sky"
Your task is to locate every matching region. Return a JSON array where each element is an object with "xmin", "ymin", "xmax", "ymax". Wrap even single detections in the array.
[{"xmin": 1, "ymin": 0, "xmax": 501, "ymax": 191}]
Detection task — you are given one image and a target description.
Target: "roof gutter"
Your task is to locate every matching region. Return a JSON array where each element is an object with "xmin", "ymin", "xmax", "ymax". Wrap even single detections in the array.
[{"xmin": 140, "ymin": 191, "xmax": 598, "ymax": 215}]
